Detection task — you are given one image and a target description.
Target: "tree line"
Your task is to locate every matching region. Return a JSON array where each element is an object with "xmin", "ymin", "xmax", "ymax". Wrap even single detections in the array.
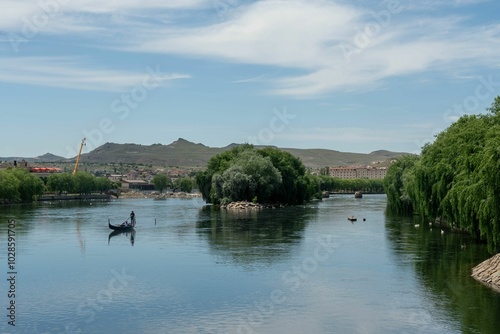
[
  {"xmin": 151, "ymin": 174, "xmax": 193, "ymax": 193},
  {"xmin": 0, "ymin": 169, "xmax": 118, "ymax": 203},
  {"xmin": 317, "ymin": 175, "xmax": 385, "ymax": 193},
  {"xmin": 384, "ymin": 96, "xmax": 500, "ymax": 252},
  {"xmin": 46, "ymin": 172, "xmax": 118, "ymax": 195},
  {"xmin": 0, "ymin": 168, "xmax": 44, "ymax": 203}
]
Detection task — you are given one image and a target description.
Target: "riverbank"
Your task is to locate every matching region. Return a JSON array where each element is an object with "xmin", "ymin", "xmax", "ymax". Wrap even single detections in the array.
[
  {"xmin": 38, "ymin": 194, "xmax": 111, "ymax": 201},
  {"xmin": 472, "ymin": 254, "xmax": 500, "ymax": 293},
  {"xmin": 119, "ymin": 190, "xmax": 202, "ymax": 199}
]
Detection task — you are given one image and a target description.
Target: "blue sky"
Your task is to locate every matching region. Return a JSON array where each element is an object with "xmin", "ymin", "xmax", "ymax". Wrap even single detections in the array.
[{"xmin": 1, "ymin": 0, "xmax": 499, "ymax": 158}]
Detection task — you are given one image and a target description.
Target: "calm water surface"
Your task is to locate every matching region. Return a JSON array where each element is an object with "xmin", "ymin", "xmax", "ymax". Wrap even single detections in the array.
[{"xmin": 0, "ymin": 195, "xmax": 499, "ymax": 333}]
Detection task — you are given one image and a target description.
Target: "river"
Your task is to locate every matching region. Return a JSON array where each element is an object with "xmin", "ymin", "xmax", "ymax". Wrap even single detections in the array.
[{"xmin": 0, "ymin": 195, "xmax": 499, "ymax": 333}]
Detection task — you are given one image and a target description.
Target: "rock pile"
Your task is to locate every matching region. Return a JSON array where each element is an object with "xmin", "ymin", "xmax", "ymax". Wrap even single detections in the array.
[
  {"xmin": 472, "ymin": 253, "xmax": 500, "ymax": 293},
  {"xmin": 158, "ymin": 192, "xmax": 201, "ymax": 199},
  {"xmin": 222, "ymin": 201, "xmax": 265, "ymax": 210}
]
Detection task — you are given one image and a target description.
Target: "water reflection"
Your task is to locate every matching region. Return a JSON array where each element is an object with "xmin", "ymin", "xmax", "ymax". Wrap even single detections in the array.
[
  {"xmin": 385, "ymin": 208, "xmax": 500, "ymax": 334},
  {"xmin": 108, "ymin": 229, "xmax": 136, "ymax": 246},
  {"xmin": 196, "ymin": 205, "xmax": 318, "ymax": 266}
]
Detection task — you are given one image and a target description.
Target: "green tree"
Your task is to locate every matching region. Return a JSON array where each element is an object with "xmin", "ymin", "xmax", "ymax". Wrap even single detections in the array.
[
  {"xmin": 152, "ymin": 174, "xmax": 169, "ymax": 193},
  {"xmin": 0, "ymin": 170, "xmax": 20, "ymax": 202},
  {"xmin": 258, "ymin": 147, "xmax": 313, "ymax": 204},
  {"xmin": 11, "ymin": 169, "xmax": 44, "ymax": 202},
  {"xmin": 197, "ymin": 144, "xmax": 255, "ymax": 203},
  {"xmin": 197, "ymin": 145, "xmax": 317, "ymax": 205},
  {"xmin": 47, "ymin": 173, "xmax": 74, "ymax": 194},
  {"xmin": 384, "ymin": 96, "xmax": 500, "ymax": 252},
  {"xmin": 178, "ymin": 177, "xmax": 193, "ymax": 193},
  {"xmin": 384, "ymin": 155, "xmax": 419, "ymax": 214},
  {"xmin": 95, "ymin": 177, "xmax": 112, "ymax": 194},
  {"xmin": 73, "ymin": 172, "xmax": 95, "ymax": 195},
  {"xmin": 212, "ymin": 150, "xmax": 282, "ymax": 204}
]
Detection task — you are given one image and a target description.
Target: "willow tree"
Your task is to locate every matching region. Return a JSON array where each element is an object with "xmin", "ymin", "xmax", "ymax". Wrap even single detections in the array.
[
  {"xmin": 196, "ymin": 144, "xmax": 254, "ymax": 203},
  {"xmin": 47, "ymin": 172, "xmax": 74, "ymax": 194},
  {"xmin": 0, "ymin": 169, "xmax": 44, "ymax": 202},
  {"xmin": 0, "ymin": 170, "xmax": 21, "ymax": 202},
  {"xmin": 10, "ymin": 169, "xmax": 45, "ymax": 202},
  {"xmin": 384, "ymin": 154, "xmax": 419, "ymax": 214},
  {"xmin": 212, "ymin": 150, "xmax": 282, "ymax": 205},
  {"xmin": 385, "ymin": 96, "xmax": 500, "ymax": 252}
]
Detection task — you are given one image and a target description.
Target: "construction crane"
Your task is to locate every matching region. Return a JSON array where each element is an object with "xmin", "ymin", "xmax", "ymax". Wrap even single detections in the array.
[{"xmin": 72, "ymin": 137, "xmax": 86, "ymax": 175}]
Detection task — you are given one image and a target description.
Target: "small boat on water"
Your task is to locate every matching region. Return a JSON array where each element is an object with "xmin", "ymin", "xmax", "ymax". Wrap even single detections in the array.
[
  {"xmin": 108, "ymin": 218, "xmax": 136, "ymax": 231},
  {"xmin": 348, "ymin": 216, "xmax": 357, "ymax": 222},
  {"xmin": 108, "ymin": 222, "xmax": 134, "ymax": 231},
  {"xmin": 354, "ymin": 191, "xmax": 363, "ymax": 198}
]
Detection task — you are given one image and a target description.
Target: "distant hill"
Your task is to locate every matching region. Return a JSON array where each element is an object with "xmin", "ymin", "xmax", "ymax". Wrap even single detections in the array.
[
  {"xmin": 77, "ymin": 138, "xmax": 406, "ymax": 168},
  {"xmin": 78, "ymin": 139, "xmax": 226, "ymax": 166},
  {"xmin": 281, "ymin": 148, "xmax": 402, "ymax": 168},
  {"xmin": 0, "ymin": 153, "xmax": 65, "ymax": 163}
]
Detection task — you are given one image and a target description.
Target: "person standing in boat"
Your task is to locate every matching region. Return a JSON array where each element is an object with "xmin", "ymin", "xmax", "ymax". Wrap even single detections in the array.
[{"xmin": 130, "ymin": 211, "xmax": 135, "ymax": 226}]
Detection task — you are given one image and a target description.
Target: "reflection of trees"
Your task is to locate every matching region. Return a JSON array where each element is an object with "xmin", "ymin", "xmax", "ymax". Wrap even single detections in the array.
[
  {"xmin": 0, "ymin": 204, "xmax": 39, "ymax": 235},
  {"xmin": 196, "ymin": 205, "xmax": 317, "ymax": 267},
  {"xmin": 385, "ymin": 208, "xmax": 500, "ymax": 334},
  {"xmin": 0, "ymin": 201, "xmax": 111, "ymax": 246}
]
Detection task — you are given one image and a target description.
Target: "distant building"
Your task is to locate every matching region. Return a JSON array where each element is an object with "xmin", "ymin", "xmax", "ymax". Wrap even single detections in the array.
[
  {"xmin": 121, "ymin": 179, "xmax": 155, "ymax": 191},
  {"xmin": 329, "ymin": 166, "xmax": 387, "ymax": 179},
  {"xmin": 126, "ymin": 171, "xmax": 139, "ymax": 179},
  {"xmin": 108, "ymin": 174, "xmax": 125, "ymax": 181},
  {"xmin": 329, "ymin": 166, "xmax": 358, "ymax": 179}
]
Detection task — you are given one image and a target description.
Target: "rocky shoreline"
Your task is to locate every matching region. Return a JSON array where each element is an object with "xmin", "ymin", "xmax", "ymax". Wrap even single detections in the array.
[
  {"xmin": 472, "ymin": 253, "xmax": 500, "ymax": 293},
  {"xmin": 220, "ymin": 201, "xmax": 285, "ymax": 210}
]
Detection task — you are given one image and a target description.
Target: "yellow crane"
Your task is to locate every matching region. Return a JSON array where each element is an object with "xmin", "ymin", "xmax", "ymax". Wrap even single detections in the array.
[{"xmin": 72, "ymin": 138, "xmax": 86, "ymax": 174}]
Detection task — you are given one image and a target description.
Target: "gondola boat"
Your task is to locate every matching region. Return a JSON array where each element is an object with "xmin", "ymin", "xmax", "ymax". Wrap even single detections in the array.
[{"xmin": 108, "ymin": 219, "xmax": 135, "ymax": 231}]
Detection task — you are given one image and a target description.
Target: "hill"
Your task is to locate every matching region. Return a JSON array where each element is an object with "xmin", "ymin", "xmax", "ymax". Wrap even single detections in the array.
[
  {"xmin": 0, "ymin": 153, "xmax": 66, "ymax": 163},
  {"xmin": 77, "ymin": 138, "xmax": 406, "ymax": 168}
]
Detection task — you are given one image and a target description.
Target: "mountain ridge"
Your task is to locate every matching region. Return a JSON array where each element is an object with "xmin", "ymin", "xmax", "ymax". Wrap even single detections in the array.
[
  {"xmin": 1, "ymin": 138, "xmax": 407, "ymax": 168},
  {"xmin": 78, "ymin": 138, "xmax": 406, "ymax": 167}
]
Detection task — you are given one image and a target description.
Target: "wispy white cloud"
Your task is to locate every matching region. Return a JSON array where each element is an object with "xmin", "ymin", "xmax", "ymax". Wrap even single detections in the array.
[
  {"xmin": 231, "ymin": 73, "xmax": 269, "ymax": 84},
  {"xmin": 1, "ymin": 0, "xmax": 499, "ymax": 96},
  {"xmin": 0, "ymin": 0, "xmax": 210, "ymax": 30},
  {"xmin": 126, "ymin": 0, "xmax": 500, "ymax": 97},
  {"xmin": 0, "ymin": 57, "xmax": 190, "ymax": 92},
  {"xmin": 136, "ymin": 1, "xmax": 360, "ymax": 68}
]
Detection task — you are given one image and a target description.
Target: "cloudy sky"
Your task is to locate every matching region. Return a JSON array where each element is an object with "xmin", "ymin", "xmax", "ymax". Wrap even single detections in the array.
[{"xmin": 1, "ymin": 0, "xmax": 499, "ymax": 158}]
